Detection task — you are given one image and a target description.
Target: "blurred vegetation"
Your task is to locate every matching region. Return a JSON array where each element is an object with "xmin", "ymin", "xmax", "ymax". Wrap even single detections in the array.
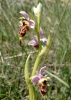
[{"xmin": 0, "ymin": 0, "xmax": 71, "ymax": 100}]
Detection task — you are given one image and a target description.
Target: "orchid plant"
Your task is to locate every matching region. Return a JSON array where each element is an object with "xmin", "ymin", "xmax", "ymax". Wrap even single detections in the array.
[
  {"xmin": 19, "ymin": 3, "xmax": 51, "ymax": 100},
  {"xmin": 18, "ymin": 2, "xmax": 69, "ymax": 100}
]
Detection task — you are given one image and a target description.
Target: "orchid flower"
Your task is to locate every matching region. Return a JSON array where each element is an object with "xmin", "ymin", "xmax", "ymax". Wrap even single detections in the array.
[
  {"xmin": 31, "ymin": 66, "xmax": 50, "ymax": 83},
  {"xmin": 19, "ymin": 11, "xmax": 35, "ymax": 28},
  {"xmin": 28, "ymin": 28, "xmax": 47, "ymax": 49},
  {"xmin": 28, "ymin": 36, "xmax": 39, "ymax": 49},
  {"xmin": 31, "ymin": 66, "xmax": 50, "ymax": 97}
]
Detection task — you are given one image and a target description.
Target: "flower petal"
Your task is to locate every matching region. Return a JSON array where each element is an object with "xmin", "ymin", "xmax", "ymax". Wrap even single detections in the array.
[
  {"xmin": 33, "ymin": 7, "xmax": 38, "ymax": 16},
  {"xmin": 33, "ymin": 3, "xmax": 42, "ymax": 16},
  {"xmin": 41, "ymin": 37, "xmax": 47, "ymax": 45},
  {"xmin": 28, "ymin": 40, "xmax": 37, "ymax": 46},
  {"xmin": 29, "ymin": 20, "xmax": 35, "ymax": 28},
  {"xmin": 39, "ymin": 66, "xmax": 46, "ymax": 75},
  {"xmin": 31, "ymin": 75, "xmax": 40, "ymax": 83},
  {"xmin": 37, "ymin": 3, "xmax": 42, "ymax": 13},
  {"xmin": 20, "ymin": 11, "xmax": 29, "ymax": 19},
  {"xmin": 28, "ymin": 36, "xmax": 38, "ymax": 46}
]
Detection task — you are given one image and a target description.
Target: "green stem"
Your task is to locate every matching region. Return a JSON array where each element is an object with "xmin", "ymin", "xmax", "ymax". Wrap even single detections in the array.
[
  {"xmin": 37, "ymin": 18, "xmax": 41, "ymax": 52},
  {"xmin": 33, "ymin": 86, "xmax": 37, "ymax": 100},
  {"xmin": 32, "ymin": 53, "xmax": 40, "ymax": 76},
  {"xmin": 28, "ymin": 83, "xmax": 34, "ymax": 100},
  {"xmin": 31, "ymin": 15, "xmax": 42, "ymax": 76},
  {"xmin": 29, "ymin": 82, "xmax": 37, "ymax": 100},
  {"xmin": 32, "ymin": 33, "xmax": 51, "ymax": 76}
]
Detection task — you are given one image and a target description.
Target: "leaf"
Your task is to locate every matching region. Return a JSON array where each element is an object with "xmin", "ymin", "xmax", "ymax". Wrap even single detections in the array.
[{"xmin": 45, "ymin": 70, "xmax": 69, "ymax": 88}]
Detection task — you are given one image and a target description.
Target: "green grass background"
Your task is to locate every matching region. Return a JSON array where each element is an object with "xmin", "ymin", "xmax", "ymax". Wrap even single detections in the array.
[{"xmin": 0, "ymin": 0, "xmax": 71, "ymax": 100}]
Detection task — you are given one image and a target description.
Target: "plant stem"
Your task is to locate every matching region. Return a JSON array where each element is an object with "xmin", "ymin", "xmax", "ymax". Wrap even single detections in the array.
[
  {"xmin": 37, "ymin": 18, "xmax": 41, "ymax": 52},
  {"xmin": 29, "ymin": 82, "xmax": 37, "ymax": 100},
  {"xmin": 32, "ymin": 53, "xmax": 41, "ymax": 76},
  {"xmin": 29, "ymin": 83, "xmax": 34, "ymax": 100},
  {"xmin": 32, "ymin": 33, "xmax": 51, "ymax": 76}
]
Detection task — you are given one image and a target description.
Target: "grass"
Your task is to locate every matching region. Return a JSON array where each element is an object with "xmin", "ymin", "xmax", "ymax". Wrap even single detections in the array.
[{"xmin": 0, "ymin": 0, "xmax": 71, "ymax": 100}]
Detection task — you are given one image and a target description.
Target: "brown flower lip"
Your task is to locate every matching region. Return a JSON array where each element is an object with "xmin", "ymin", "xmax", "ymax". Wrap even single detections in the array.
[
  {"xmin": 38, "ymin": 79, "xmax": 47, "ymax": 97},
  {"xmin": 34, "ymin": 44, "xmax": 39, "ymax": 49},
  {"xmin": 19, "ymin": 24, "xmax": 29, "ymax": 37}
]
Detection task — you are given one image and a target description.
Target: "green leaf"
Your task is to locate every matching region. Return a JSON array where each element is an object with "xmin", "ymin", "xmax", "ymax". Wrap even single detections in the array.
[{"xmin": 45, "ymin": 70, "xmax": 69, "ymax": 88}]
